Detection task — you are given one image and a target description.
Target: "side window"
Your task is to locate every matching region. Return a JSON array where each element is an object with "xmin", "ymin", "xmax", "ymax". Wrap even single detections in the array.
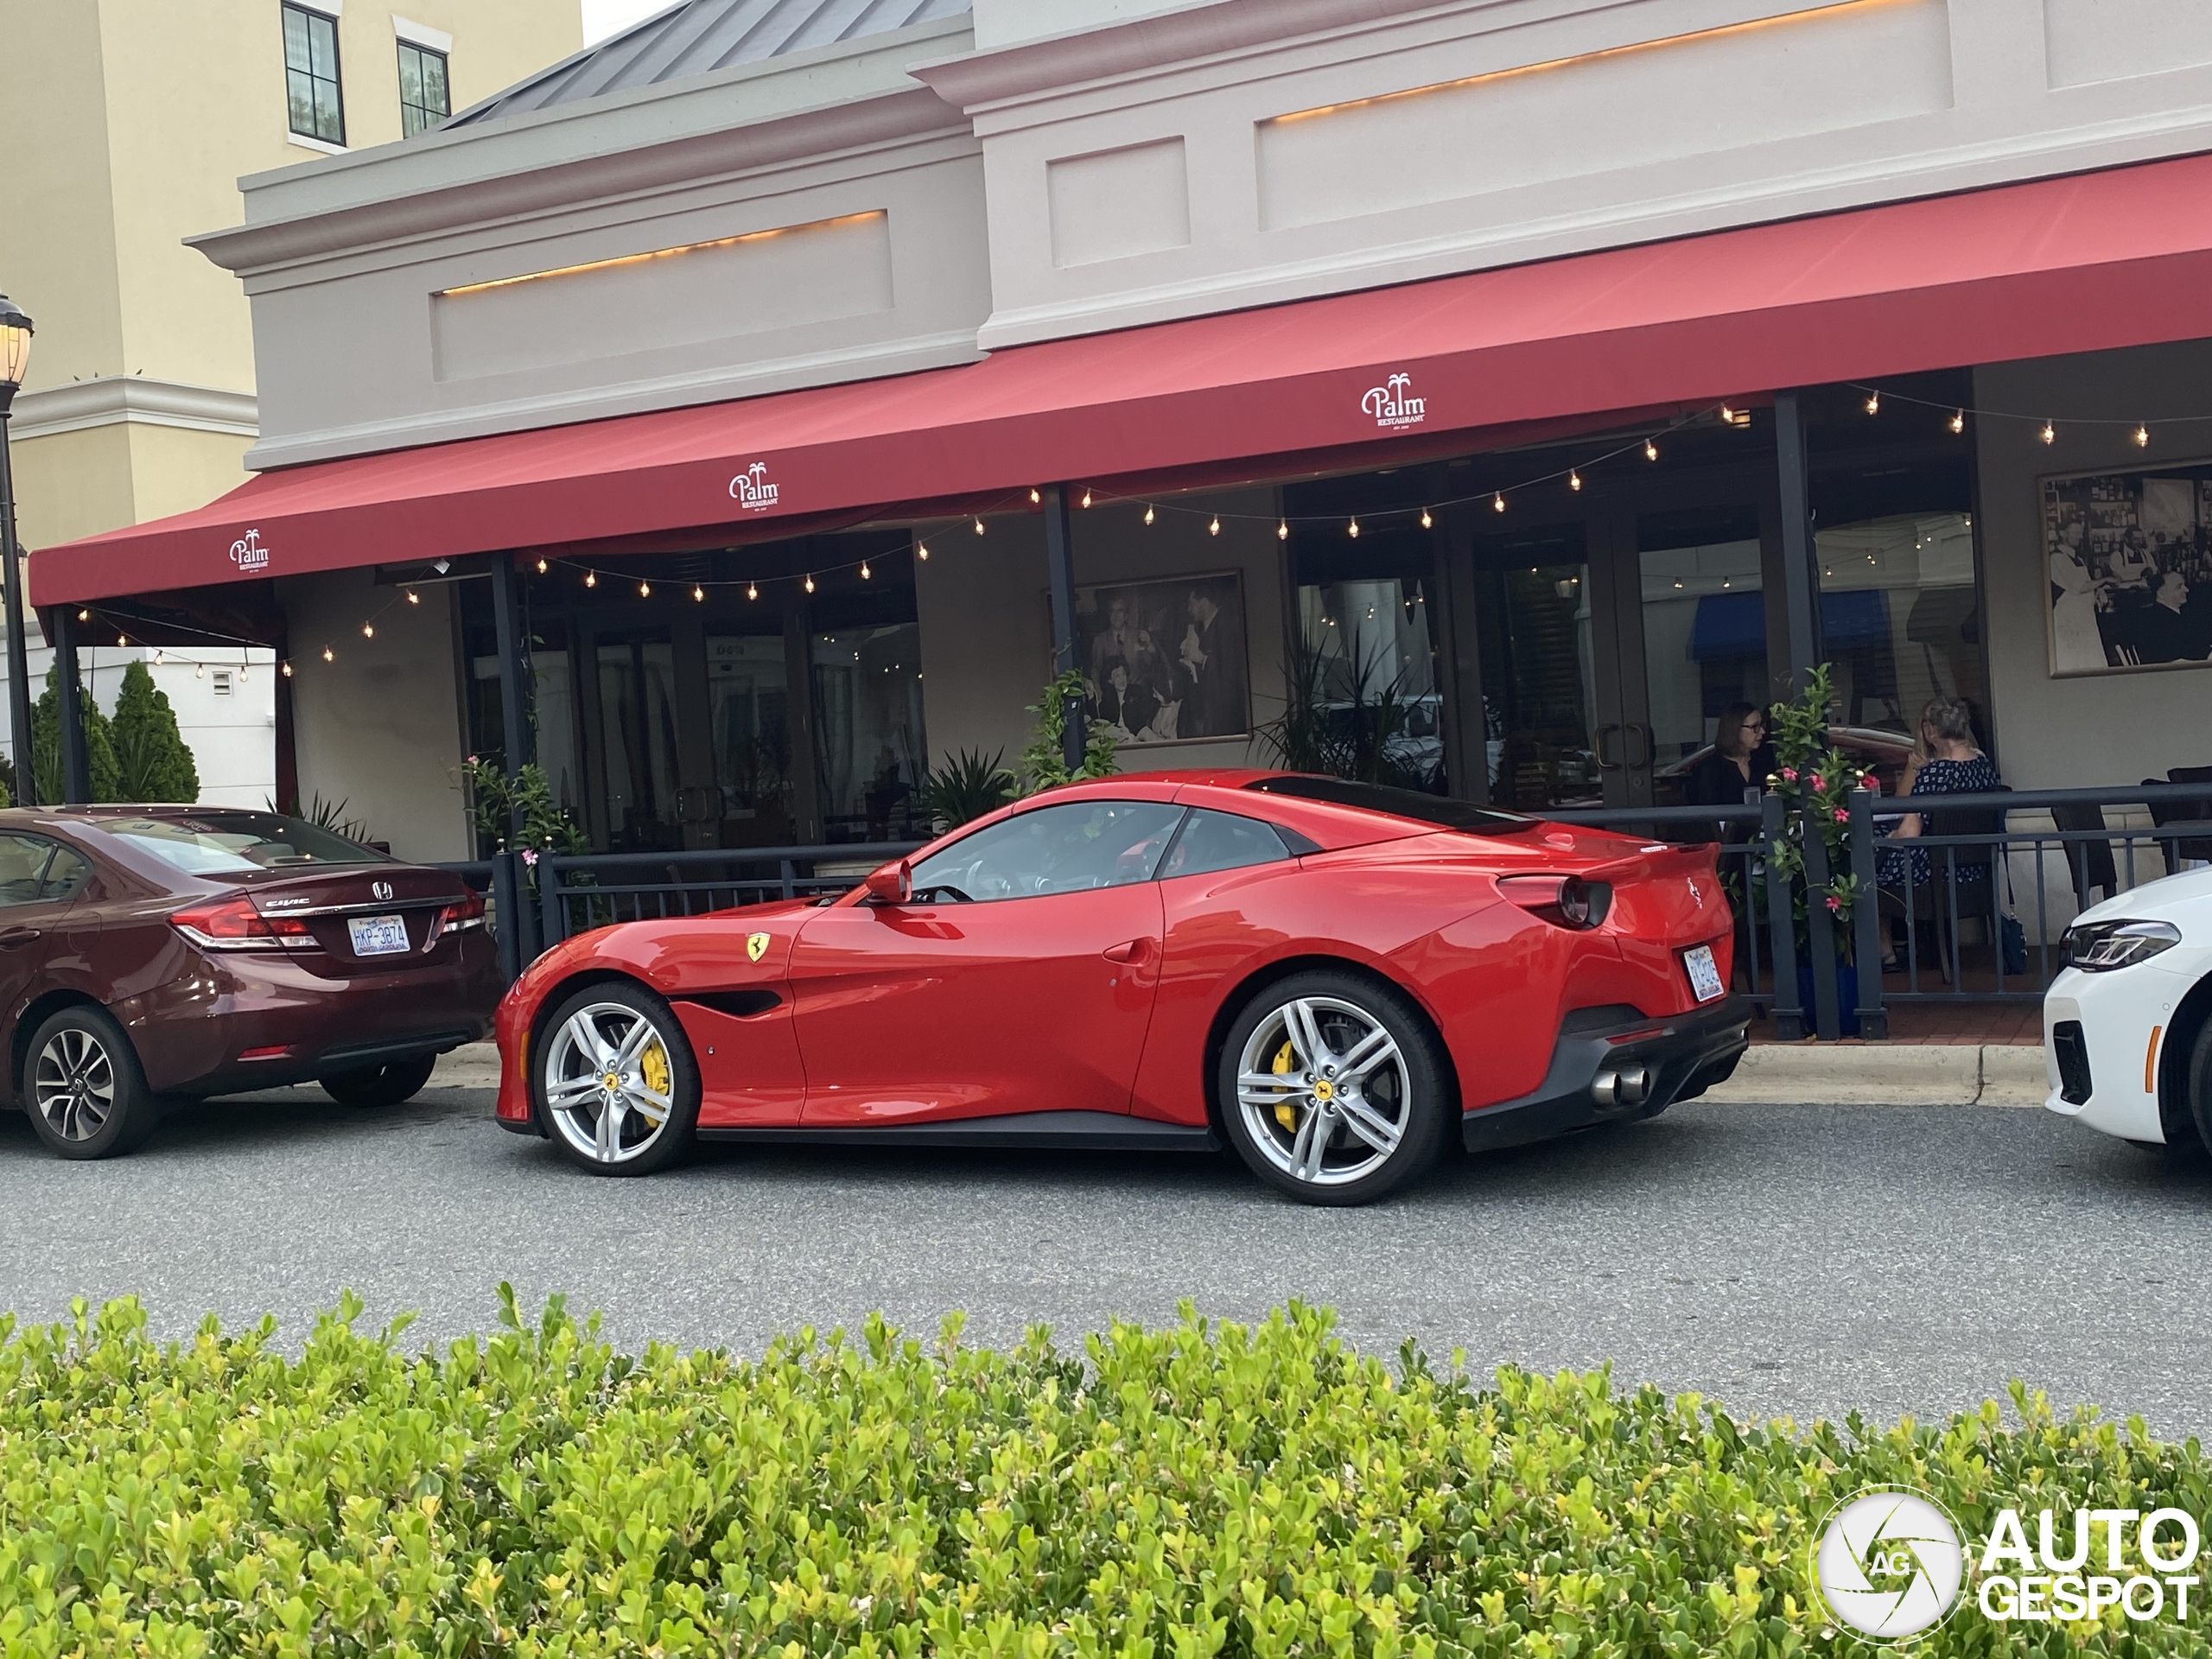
[
  {"xmin": 1159, "ymin": 810, "xmax": 1291, "ymax": 881},
  {"xmin": 40, "ymin": 848, "xmax": 92, "ymax": 901},
  {"xmin": 0, "ymin": 836, "xmax": 55, "ymax": 907},
  {"xmin": 907, "ymin": 801, "xmax": 1184, "ymax": 902},
  {"xmin": 283, "ymin": 2, "xmax": 346, "ymax": 146},
  {"xmin": 397, "ymin": 40, "xmax": 449, "ymax": 136}
]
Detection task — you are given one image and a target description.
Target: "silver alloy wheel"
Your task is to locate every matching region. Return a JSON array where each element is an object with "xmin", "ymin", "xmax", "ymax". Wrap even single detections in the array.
[
  {"xmin": 543, "ymin": 1001, "xmax": 677, "ymax": 1166},
  {"xmin": 34, "ymin": 1027, "xmax": 117, "ymax": 1143},
  {"xmin": 1235, "ymin": 995, "xmax": 1410, "ymax": 1187}
]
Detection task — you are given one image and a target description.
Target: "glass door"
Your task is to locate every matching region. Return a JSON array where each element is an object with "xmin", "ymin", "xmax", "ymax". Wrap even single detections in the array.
[
  {"xmin": 1465, "ymin": 522, "xmax": 1605, "ymax": 810},
  {"xmin": 594, "ymin": 633, "xmax": 681, "ymax": 852},
  {"xmin": 1635, "ymin": 506, "xmax": 1768, "ymax": 808},
  {"xmin": 706, "ymin": 632, "xmax": 795, "ymax": 849}
]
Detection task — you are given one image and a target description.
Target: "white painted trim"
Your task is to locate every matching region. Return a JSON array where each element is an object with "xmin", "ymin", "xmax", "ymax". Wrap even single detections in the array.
[
  {"xmin": 392, "ymin": 15, "xmax": 453, "ymax": 54},
  {"xmin": 295, "ymin": 0, "xmax": 342, "ymax": 15},
  {"xmin": 10, "ymin": 378, "xmax": 259, "ymax": 442},
  {"xmin": 287, "ymin": 131, "xmax": 349, "ymax": 156},
  {"xmin": 241, "ymin": 329, "xmax": 978, "ymax": 469}
]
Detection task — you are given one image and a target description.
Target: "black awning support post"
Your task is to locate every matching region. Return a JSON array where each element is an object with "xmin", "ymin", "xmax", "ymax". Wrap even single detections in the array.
[
  {"xmin": 52, "ymin": 606, "xmax": 88, "ymax": 804},
  {"xmin": 488, "ymin": 555, "xmax": 531, "ymax": 847},
  {"xmin": 1773, "ymin": 390, "xmax": 1823, "ymax": 692},
  {"xmin": 1042, "ymin": 484, "xmax": 1085, "ymax": 773}
]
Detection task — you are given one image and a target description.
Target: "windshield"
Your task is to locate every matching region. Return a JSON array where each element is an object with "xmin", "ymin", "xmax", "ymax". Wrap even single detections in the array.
[
  {"xmin": 93, "ymin": 811, "xmax": 386, "ymax": 875},
  {"xmin": 1243, "ymin": 776, "xmax": 1536, "ymax": 834}
]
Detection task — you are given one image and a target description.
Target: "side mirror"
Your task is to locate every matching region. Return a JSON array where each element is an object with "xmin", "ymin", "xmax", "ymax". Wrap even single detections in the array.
[{"xmin": 864, "ymin": 859, "xmax": 912, "ymax": 905}]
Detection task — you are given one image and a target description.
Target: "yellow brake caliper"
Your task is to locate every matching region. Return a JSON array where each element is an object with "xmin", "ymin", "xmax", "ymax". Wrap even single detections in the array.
[
  {"xmin": 1272, "ymin": 1039, "xmax": 1300, "ymax": 1131},
  {"xmin": 639, "ymin": 1039, "xmax": 671, "ymax": 1103}
]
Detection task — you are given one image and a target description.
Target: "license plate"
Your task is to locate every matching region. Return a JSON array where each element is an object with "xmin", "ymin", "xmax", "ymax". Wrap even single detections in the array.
[
  {"xmin": 1683, "ymin": 943, "xmax": 1726, "ymax": 1003},
  {"xmin": 347, "ymin": 914, "xmax": 410, "ymax": 957}
]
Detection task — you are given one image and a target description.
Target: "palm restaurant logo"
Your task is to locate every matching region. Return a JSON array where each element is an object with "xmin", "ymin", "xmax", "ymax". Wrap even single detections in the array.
[
  {"xmin": 1362, "ymin": 372, "xmax": 1427, "ymax": 431},
  {"xmin": 728, "ymin": 461, "xmax": 779, "ymax": 512},
  {"xmin": 229, "ymin": 528, "xmax": 270, "ymax": 571}
]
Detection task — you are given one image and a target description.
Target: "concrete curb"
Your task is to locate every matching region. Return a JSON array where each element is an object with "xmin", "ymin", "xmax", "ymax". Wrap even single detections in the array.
[
  {"xmin": 1704, "ymin": 1043, "xmax": 2050, "ymax": 1108},
  {"xmin": 432, "ymin": 1040, "xmax": 2055, "ymax": 1108}
]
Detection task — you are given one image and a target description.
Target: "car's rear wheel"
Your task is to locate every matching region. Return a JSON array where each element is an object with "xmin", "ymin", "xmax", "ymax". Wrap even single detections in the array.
[
  {"xmin": 22, "ymin": 1005, "xmax": 160, "ymax": 1160},
  {"xmin": 536, "ymin": 982, "xmax": 699, "ymax": 1175},
  {"xmin": 1218, "ymin": 970, "xmax": 1450, "ymax": 1206},
  {"xmin": 319, "ymin": 1056, "xmax": 438, "ymax": 1109}
]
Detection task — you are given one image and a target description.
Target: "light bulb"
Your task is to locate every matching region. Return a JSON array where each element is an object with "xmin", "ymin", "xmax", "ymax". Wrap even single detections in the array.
[
  {"xmin": 2041, "ymin": 421, "xmax": 2056, "ymax": 444},
  {"xmin": 1720, "ymin": 405, "xmax": 1735, "ymax": 423},
  {"xmin": 804, "ymin": 574, "xmax": 815, "ymax": 594},
  {"xmin": 916, "ymin": 545, "xmax": 928, "ymax": 562},
  {"xmin": 195, "ymin": 663, "xmax": 205, "ymax": 678},
  {"xmin": 639, "ymin": 581, "xmax": 651, "ymax": 598},
  {"xmin": 1143, "ymin": 505, "xmax": 1155, "ymax": 525},
  {"xmin": 1568, "ymin": 471, "xmax": 1583, "ymax": 492},
  {"xmin": 362, "ymin": 623, "xmax": 374, "ymax": 639},
  {"xmin": 1721, "ymin": 578, "xmax": 1731, "ymax": 589},
  {"xmin": 1421, "ymin": 509, "xmax": 1433, "ymax": 529},
  {"xmin": 281, "ymin": 661, "xmax": 292, "ymax": 677},
  {"xmin": 584, "ymin": 571, "xmax": 596, "ymax": 588},
  {"xmin": 693, "ymin": 584, "xmax": 705, "ymax": 601},
  {"xmin": 1493, "ymin": 493, "xmax": 1505, "ymax": 513},
  {"xmin": 1081, "ymin": 490, "xmax": 1092, "ymax": 508},
  {"xmin": 117, "ymin": 632, "xmax": 127, "ymax": 647},
  {"xmin": 862, "ymin": 562, "xmax": 875, "ymax": 582},
  {"xmin": 1030, "ymin": 487, "xmax": 1041, "ymax": 505},
  {"xmin": 747, "ymin": 581, "xmax": 759, "ymax": 600},
  {"xmin": 536, "ymin": 557, "xmax": 549, "ymax": 574},
  {"xmin": 76, "ymin": 609, "xmax": 89, "ymax": 622},
  {"xmin": 1673, "ymin": 580, "xmax": 1684, "ymax": 589},
  {"xmin": 1348, "ymin": 518, "xmax": 1360, "ymax": 538},
  {"xmin": 1644, "ymin": 439, "xmax": 1659, "ymax": 461},
  {"xmin": 2135, "ymin": 425, "xmax": 2151, "ymax": 448},
  {"xmin": 1278, "ymin": 521, "xmax": 1288, "ymax": 540},
  {"xmin": 154, "ymin": 650, "xmax": 164, "ymax": 665},
  {"xmin": 405, "ymin": 588, "xmax": 420, "ymax": 604},
  {"xmin": 1209, "ymin": 517, "xmax": 1220, "ymax": 537},
  {"xmin": 1865, "ymin": 391, "xmax": 1880, "ymax": 416},
  {"xmin": 1949, "ymin": 410, "xmax": 1965, "ymax": 435},
  {"xmin": 974, "ymin": 518, "xmax": 986, "ymax": 536},
  {"xmin": 322, "ymin": 646, "xmax": 334, "ymax": 662},
  {"xmin": 237, "ymin": 665, "xmax": 247, "ymax": 683}
]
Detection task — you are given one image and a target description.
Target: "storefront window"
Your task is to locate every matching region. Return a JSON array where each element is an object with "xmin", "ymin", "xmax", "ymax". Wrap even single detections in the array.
[
  {"xmin": 707, "ymin": 632, "xmax": 794, "ymax": 847},
  {"xmin": 1815, "ymin": 512, "xmax": 1987, "ymax": 758},
  {"xmin": 597, "ymin": 636, "xmax": 680, "ymax": 851},
  {"xmin": 1471, "ymin": 526, "xmax": 1599, "ymax": 810},
  {"xmin": 812, "ymin": 623, "xmax": 926, "ymax": 842},
  {"xmin": 1293, "ymin": 576, "xmax": 1442, "ymax": 791},
  {"xmin": 1638, "ymin": 526, "xmax": 1767, "ymax": 773}
]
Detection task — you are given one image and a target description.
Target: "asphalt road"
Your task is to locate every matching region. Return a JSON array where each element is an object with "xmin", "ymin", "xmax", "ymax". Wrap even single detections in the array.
[{"xmin": 1, "ymin": 1081, "xmax": 2204, "ymax": 1436}]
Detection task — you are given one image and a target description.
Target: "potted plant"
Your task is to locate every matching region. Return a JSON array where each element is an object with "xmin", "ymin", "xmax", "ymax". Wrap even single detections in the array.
[{"xmin": 1763, "ymin": 665, "xmax": 1876, "ymax": 1036}]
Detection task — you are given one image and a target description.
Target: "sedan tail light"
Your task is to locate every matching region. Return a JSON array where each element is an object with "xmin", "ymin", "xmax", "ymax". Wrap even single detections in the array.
[
  {"xmin": 170, "ymin": 896, "xmax": 316, "ymax": 951},
  {"xmin": 1497, "ymin": 874, "xmax": 1612, "ymax": 930},
  {"xmin": 435, "ymin": 889, "xmax": 487, "ymax": 938}
]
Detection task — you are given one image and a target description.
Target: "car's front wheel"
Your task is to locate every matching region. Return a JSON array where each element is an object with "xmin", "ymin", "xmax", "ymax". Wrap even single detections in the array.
[
  {"xmin": 22, "ymin": 1005, "xmax": 161, "ymax": 1160},
  {"xmin": 1218, "ymin": 970, "xmax": 1450, "ymax": 1205},
  {"xmin": 535, "ymin": 982, "xmax": 700, "ymax": 1175},
  {"xmin": 320, "ymin": 1055, "xmax": 438, "ymax": 1109}
]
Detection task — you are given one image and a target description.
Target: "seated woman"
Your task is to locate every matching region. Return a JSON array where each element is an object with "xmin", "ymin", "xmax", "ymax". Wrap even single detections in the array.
[
  {"xmin": 1875, "ymin": 696, "xmax": 2001, "ymax": 968},
  {"xmin": 1681, "ymin": 702, "xmax": 1776, "ymax": 842}
]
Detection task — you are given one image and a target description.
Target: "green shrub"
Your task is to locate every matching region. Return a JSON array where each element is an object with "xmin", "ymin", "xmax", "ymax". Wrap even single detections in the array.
[
  {"xmin": 0, "ymin": 1294, "xmax": 2204, "ymax": 1655},
  {"xmin": 29, "ymin": 664, "xmax": 121, "ymax": 804},
  {"xmin": 111, "ymin": 660, "xmax": 201, "ymax": 804}
]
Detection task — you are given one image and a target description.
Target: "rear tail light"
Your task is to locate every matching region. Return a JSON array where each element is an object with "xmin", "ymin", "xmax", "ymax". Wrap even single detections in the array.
[
  {"xmin": 170, "ymin": 896, "xmax": 315, "ymax": 951},
  {"xmin": 436, "ymin": 889, "xmax": 487, "ymax": 938},
  {"xmin": 1498, "ymin": 874, "xmax": 1612, "ymax": 931}
]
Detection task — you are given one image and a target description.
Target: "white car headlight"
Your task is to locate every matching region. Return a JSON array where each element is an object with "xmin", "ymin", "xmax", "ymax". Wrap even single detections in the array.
[{"xmin": 2063, "ymin": 918, "xmax": 2182, "ymax": 971}]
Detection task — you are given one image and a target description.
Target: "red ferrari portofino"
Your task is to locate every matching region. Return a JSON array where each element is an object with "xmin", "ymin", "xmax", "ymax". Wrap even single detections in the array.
[{"xmin": 494, "ymin": 772, "xmax": 1747, "ymax": 1203}]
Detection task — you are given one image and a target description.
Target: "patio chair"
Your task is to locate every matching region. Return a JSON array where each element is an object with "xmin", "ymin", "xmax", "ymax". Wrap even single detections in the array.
[
  {"xmin": 1881, "ymin": 791, "xmax": 2009, "ymax": 982},
  {"xmin": 2051, "ymin": 799, "xmax": 2119, "ymax": 908}
]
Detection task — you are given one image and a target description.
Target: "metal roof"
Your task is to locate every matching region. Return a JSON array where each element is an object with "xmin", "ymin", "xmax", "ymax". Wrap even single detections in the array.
[{"xmin": 445, "ymin": 0, "xmax": 970, "ymax": 129}]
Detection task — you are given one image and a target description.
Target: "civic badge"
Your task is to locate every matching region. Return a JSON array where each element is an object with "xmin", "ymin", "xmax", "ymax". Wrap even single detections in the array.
[{"xmin": 746, "ymin": 931, "xmax": 770, "ymax": 963}]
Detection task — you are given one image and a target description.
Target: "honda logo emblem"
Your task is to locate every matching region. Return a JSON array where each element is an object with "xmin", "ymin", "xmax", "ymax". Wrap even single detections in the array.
[{"xmin": 372, "ymin": 880, "xmax": 395, "ymax": 901}]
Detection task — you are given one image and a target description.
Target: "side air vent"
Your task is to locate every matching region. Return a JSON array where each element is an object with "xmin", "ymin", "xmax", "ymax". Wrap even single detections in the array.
[{"xmin": 678, "ymin": 989, "xmax": 782, "ymax": 1019}]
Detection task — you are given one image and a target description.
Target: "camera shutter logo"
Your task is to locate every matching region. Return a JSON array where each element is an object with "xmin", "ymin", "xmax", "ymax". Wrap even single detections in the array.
[
  {"xmin": 728, "ymin": 461, "xmax": 779, "ymax": 512},
  {"xmin": 1361, "ymin": 372, "xmax": 1427, "ymax": 430},
  {"xmin": 1814, "ymin": 1487, "xmax": 1966, "ymax": 1641},
  {"xmin": 230, "ymin": 528, "xmax": 270, "ymax": 571}
]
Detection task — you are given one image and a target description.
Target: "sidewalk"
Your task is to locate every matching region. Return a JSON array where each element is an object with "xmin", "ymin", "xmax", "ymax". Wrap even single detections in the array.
[{"xmin": 1748, "ymin": 1001, "xmax": 2042, "ymax": 1046}]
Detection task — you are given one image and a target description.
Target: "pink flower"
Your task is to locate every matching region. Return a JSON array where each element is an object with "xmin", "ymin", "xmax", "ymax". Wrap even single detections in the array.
[
  {"xmin": 521, "ymin": 848, "xmax": 539, "ymax": 867},
  {"xmin": 467, "ymin": 754, "xmax": 479, "ymax": 766},
  {"xmin": 1824, "ymin": 895, "xmax": 1842, "ymax": 912},
  {"xmin": 1809, "ymin": 772, "xmax": 1826, "ymax": 791},
  {"xmin": 1834, "ymin": 808, "xmax": 1851, "ymax": 823},
  {"xmin": 1781, "ymin": 766, "xmax": 1799, "ymax": 783}
]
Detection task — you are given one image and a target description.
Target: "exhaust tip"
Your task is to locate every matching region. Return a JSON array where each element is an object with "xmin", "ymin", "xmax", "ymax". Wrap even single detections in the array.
[{"xmin": 1592, "ymin": 1066, "xmax": 1653, "ymax": 1109}]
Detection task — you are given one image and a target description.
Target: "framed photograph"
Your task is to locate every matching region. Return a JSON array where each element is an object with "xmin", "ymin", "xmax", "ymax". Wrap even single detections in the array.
[
  {"xmin": 2042, "ymin": 463, "xmax": 2212, "ymax": 676},
  {"xmin": 1072, "ymin": 570, "xmax": 1250, "ymax": 747}
]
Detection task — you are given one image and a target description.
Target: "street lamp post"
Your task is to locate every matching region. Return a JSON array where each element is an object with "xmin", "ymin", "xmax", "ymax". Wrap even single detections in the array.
[{"xmin": 0, "ymin": 296, "xmax": 36, "ymax": 806}]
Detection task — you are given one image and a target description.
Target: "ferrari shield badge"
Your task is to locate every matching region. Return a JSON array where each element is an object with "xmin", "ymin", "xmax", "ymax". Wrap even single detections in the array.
[{"xmin": 746, "ymin": 931, "xmax": 771, "ymax": 963}]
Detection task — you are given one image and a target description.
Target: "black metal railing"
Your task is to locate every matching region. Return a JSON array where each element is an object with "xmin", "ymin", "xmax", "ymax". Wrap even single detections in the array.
[
  {"xmin": 534, "ymin": 842, "xmax": 925, "ymax": 950},
  {"xmin": 432, "ymin": 856, "xmax": 524, "ymax": 983}
]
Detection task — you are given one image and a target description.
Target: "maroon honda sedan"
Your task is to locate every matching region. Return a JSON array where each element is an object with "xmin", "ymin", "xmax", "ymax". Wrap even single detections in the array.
[{"xmin": 0, "ymin": 806, "xmax": 499, "ymax": 1160}]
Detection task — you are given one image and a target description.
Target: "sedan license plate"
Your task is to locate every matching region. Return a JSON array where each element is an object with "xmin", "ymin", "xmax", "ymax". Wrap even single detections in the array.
[
  {"xmin": 347, "ymin": 914, "xmax": 410, "ymax": 957},
  {"xmin": 1683, "ymin": 943, "xmax": 1726, "ymax": 1003}
]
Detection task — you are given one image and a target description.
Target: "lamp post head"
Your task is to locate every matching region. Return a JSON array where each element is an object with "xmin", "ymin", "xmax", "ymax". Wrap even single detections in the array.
[{"xmin": 0, "ymin": 295, "xmax": 31, "ymax": 401}]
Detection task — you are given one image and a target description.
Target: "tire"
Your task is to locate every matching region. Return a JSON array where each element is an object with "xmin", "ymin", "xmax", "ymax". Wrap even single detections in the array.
[
  {"xmin": 533, "ymin": 981, "xmax": 699, "ymax": 1176},
  {"xmin": 21, "ymin": 1004, "xmax": 161, "ymax": 1161},
  {"xmin": 2186, "ymin": 1016, "xmax": 2212, "ymax": 1156},
  {"xmin": 1217, "ymin": 969, "xmax": 1451, "ymax": 1206},
  {"xmin": 319, "ymin": 1055, "xmax": 438, "ymax": 1109}
]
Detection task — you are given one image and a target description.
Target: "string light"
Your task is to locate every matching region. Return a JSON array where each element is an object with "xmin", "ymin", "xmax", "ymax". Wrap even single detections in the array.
[
  {"xmin": 1568, "ymin": 470, "xmax": 1583, "ymax": 492},
  {"xmin": 1208, "ymin": 516, "xmax": 1220, "ymax": 537},
  {"xmin": 361, "ymin": 623, "xmax": 374, "ymax": 639},
  {"xmin": 238, "ymin": 663, "xmax": 248, "ymax": 683},
  {"xmin": 1644, "ymin": 439, "xmax": 1659, "ymax": 461},
  {"xmin": 1278, "ymin": 520, "xmax": 1288, "ymax": 540},
  {"xmin": 916, "ymin": 545, "xmax": 928, "ymax": 562},
  {"xmin": 1421, "ymin": 509, "xmax": 1433, "ymax": 529},
  {"xmin": 536, "ymin": 557, "xmax": 549, "ymax": 574},
  {"xmin": 281, "ymin": 661, "xmax": 292, "ymax": 677},
  {"xmin": 116, "ymin": 632, "xmax": 127, "ymax": 648},
  {"xmin": 2135, "ymin": 425, "xmax": 2151, "ymax": 448},
  {"xmin": 804, "ymin": 574, "xmax": 815, "ymax": 594},
  {"xmin": 195, "ymin": 663, "xmax": 205, "ymax": 679},
  {"xmin": 405, "ymin": 588, "xmax": 420, "ymax": 604},
  {"xmin": 1864, "ymin": 391, "xmax": 1880, "ymax": 416},
  {"xmin": 154, "ymin": 650, "xmax": 163, "ymax": 665},
  {"xmin": 1081, "ymin": 490, "xmax": 1093, "ymax": 508},
  {"xmin": 322, "ymin": 646, "xmax": 334, "ymax": 662},
  {"xmin": 1949, "ymin": 410, "xmax": 1966, "ymax": 435},
  {"xmin": 1720, "ymin": 406, "xmax": 1735, "ymax": 423},
  {"xmin": 1493, "ymin": 493, "xmax": 1506, "ymax": 512},
  {"xmin": 2041, "ymin": 421, "xmax": 2056, "ymax": 444},
  {"xmin": 747, "ymin": 581, "xmax": 759, "ymax": 600},
  {"xmin": 76, "ymin": 608, "xmax": 88, "ymax": 622},
  {"xmin": 974, "ymin": 518, "xmax": 986, "ymax": 536},
  {"xmin": 693, "ymin": 584, "xmax": 705, "ymax": 601},
  {"xmin": 1347, "ymin": 518, "xmax": 1360, "ymax": 538},
  {"xmin": 1029, "ymin": 487, "xmax": 1041, "ymax": 505},
  {"xmin": 638, "ymin": 580, "xmax": 651, "ymax": 597},
  {"xmin": 859, "ymin": 561, "xmax": 872, "ymax": 580},
  {"xmin": 584, "ymin": 571, "xmax": 596, "ymax": 588},
  {"xmin": 1143, "ymin": 505, "xmax": 1155, "ymax": 525}
]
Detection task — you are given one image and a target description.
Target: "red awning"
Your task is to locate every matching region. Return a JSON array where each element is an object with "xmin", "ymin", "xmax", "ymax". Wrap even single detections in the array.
[{"xmin": 37, "ymin": 151, "xmax": 2212, "ymax": 606}]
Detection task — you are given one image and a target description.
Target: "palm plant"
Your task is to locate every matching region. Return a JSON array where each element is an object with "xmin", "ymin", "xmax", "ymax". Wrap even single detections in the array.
[{"xmin": 918, "ymin": 747, "xmax": 1014, "ymax": 833}]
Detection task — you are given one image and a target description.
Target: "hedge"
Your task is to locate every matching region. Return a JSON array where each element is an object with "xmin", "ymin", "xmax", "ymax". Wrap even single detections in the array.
[{"xmin": 0, "ymin": 1293, "xmax": 2205, "ymax": 1657}]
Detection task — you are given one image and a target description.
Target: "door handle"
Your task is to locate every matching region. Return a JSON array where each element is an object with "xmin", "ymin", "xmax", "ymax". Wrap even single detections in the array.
[
  {"xmin": 1624, "ymin": 723, "xmax": 1652, "ymax": 770},
  {"xmin": 1102, "ymin": 938, "xmax": 1150, "ymax": 964},
  {"xmin": 0, "ymin": 927, "xmax": 39, "ymax": 949},
  {"xmin": 1594, "ymin": 723, "xmax": 1624, "ymax": 771}
]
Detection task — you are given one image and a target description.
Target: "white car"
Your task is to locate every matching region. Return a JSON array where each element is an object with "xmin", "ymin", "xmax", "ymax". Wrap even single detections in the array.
[{"xmin": 2044, "ymin": 866, "xmax": 2212, "ymax": 1147}]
